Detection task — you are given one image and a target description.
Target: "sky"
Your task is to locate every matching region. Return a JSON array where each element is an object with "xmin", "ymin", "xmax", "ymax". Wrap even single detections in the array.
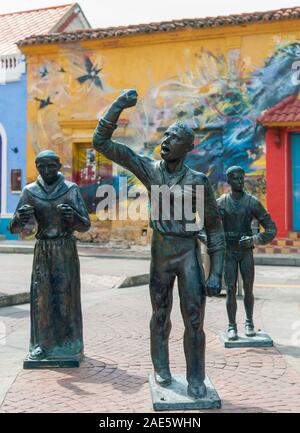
[{"xmin": 1, "ymin": 0, "xmax": 300, "ymax": 28}]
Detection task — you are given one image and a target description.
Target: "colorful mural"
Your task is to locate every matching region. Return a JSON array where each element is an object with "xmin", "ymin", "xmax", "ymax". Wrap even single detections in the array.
[
  {"xmin": 131, "ymin": 42, "xmax": 300, "ymax": 196},
  {"xmin": 26, "ymin": 36, "xmax": 300, "ymax": 211},
  {"xmin": 27, "ymin": 46, "xmax": 113, "ymax": 162}
]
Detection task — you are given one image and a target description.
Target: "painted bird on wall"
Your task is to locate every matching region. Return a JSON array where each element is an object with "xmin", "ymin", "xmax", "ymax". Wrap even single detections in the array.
[
  {"xmin": 34, "ymin": 96, "xmax": 53, "ymax": 109},
  {"xmin": 39, "ymin": 66, "xmax": 49, "ymax": 78},
  {"xmin": 76, "ymin": 56, "xmax": 103, "ymax": 89}
]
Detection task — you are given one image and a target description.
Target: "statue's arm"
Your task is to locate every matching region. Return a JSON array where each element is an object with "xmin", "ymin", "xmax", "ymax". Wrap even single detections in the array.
[
  {"xmin": 8, "ymin": 189, "xmax": 31, "ymax": 234},
  {"xmin": 92, "ymin": 90, "xmax": 154, "ymax": 188},
  {"xmin": 70, "ymin": 186, "xmax": 91, "ymax": 233},
  {"xmin": 203, "ymin": 177, "xmax": 225, "ymax": 296},
  {"xmin": 252, "ymin": 199, "xmax": 277, "ymax": 245}
]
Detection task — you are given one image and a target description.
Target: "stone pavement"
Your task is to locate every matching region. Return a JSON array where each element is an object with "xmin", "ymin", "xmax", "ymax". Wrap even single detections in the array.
[{"xmin": 0, "ymin": 256, "xmax": 299, "ymax": 413}]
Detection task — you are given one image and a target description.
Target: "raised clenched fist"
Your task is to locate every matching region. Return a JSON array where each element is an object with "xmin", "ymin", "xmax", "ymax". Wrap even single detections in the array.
[{"xmin": 114, "ymin": 89, "xmax": 138, "ymax": 109}]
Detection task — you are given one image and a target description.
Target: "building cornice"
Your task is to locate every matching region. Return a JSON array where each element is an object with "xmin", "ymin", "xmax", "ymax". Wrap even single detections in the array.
[{"xmin": 20, "ymin": 19, "xmax": 300, "ymax": 56}]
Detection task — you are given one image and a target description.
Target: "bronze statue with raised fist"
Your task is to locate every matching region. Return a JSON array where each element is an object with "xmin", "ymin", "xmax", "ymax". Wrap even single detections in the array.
[{"xmin": 93, "ymin": 89, "xmax": 225, "ymax": 398}]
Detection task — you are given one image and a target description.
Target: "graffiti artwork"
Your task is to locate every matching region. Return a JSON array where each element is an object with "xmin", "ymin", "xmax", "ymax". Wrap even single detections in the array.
[{"xmin": 27, "ymin": 39, "xmax": 300, "ymax": 210}]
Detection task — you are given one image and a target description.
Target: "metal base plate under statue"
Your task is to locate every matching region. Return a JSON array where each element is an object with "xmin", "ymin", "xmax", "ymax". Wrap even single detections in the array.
[
  {"xmin": 219, "ymin": 330, "xmax": 273, "ymax": 348},
  {"xmin": 149, "ymin": 374, "xmax": 221, "ymax": 411},
  {"xmin": 23, "ymin": 354, "xmax": 83, "ymax": 369}
]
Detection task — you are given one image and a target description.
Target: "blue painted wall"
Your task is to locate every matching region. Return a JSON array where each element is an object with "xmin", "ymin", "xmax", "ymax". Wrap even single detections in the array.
[{"xmin": 0, "ymin": 70, "xmax": 27, "ymax": 238}]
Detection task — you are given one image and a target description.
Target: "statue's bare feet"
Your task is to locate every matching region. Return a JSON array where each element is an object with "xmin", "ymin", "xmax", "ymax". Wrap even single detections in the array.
[
  {"xmin": 187, "ymin": 382, "xmax": 207, "ymax": 399},
  {"xmin": 29, "ymin": 346, "xmax": 44, "ymax": 359},
  {"xmin": 154, "ymin": 368, "xmax": 172, "ymax": 387},
  {"xmin": 245, "ymin": 322, "xmax": 256, "ymax": 337},
  {"xmin": 227, "ymin": 325, "xmax": 238, "ymax": 341}
]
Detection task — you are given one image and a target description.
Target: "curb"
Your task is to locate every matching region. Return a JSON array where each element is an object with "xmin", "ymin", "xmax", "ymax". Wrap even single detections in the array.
[
  {"xmin": 0, "ymin": 245, "xmax": 150, "ymax": 260},
  {"xmin": 78, "ymin": 252, "xmax": 150, "ymax": 260},
  {"xmin": 0, "ymin": 246, "xmax": 34, "ymax": 254},
  {"xmin": 117, "ymin": 273, "xmax": 149, "ymax": 288},
  {"xmin": 0, "ymin": 292, "xmax": 30, "ymax": 308},
  {"xmin": 1, "ymin": 244, "xmax": 299, "ymax": 266},
  {"xmin": 254, "ymin": 255, "xmax": 300, "ymax": 266}
]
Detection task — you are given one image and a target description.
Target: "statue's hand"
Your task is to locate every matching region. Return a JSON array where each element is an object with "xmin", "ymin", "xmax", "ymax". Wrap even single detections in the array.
[
  {"xmin": 239, "ymin": 235, "xmax": 254, "ymax": 249},
  {"xmin": 205, "ymin": 273, "xmax": 222, "ymax": 297},
  {"xmin": 57, "ymin": 204, "xmax": 75, "ymax": 223},
  {"xmin": 115, "ymin": 89, "xmax": 138, "ymax": 109},
  {"xmin": 17, "ymin": 205, "xmax": 34, "ymax": 225}
]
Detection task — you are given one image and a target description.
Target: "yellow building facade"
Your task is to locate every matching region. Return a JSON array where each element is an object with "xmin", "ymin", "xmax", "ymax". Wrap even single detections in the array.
[{"xmin": 20, "ymin": 13, "xmax": 300, "ymax": 243}]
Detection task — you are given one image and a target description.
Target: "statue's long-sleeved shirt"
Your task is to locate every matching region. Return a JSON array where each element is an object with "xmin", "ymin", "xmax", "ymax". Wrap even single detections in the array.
[
  {"xmin": 217, "ymin": 192, "xmax": 277, "ymax": 250},
  {"xmin": 93, "ymin": 122, "xmax": 225, "ymax": 254}
]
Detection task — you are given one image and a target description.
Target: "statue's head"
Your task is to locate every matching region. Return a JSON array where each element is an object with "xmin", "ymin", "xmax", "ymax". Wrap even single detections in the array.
[
  {"xmin": 35, "ymin": 150, "xmax": 62, "ymax": 185},
  {"xmin": 160, "ymin": 122, "xmax": 195, "ymax": 162},
  {"xmin": 226, "ymin": 166, "xmax": 245, "ymax": 192}
]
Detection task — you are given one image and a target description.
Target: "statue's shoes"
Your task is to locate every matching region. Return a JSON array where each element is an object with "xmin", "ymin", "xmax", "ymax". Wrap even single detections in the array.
[
  {"xmin": 227, "ymin": 328, "xmax": 238, "ymax": 341},
  {"xmin": 245, "ymin": 325, "xmax": 256, "ymax": 337},
  {"xmin": 154, "ymin": 369, "xmax": 172, "ymax": 387},
  {"xmin": 187, "ymin": 383, "xmax": 207, "ymax": 399}
]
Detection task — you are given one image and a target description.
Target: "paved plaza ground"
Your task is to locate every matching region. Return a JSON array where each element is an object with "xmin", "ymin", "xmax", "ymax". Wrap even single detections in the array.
[{"xmin": 0, "ymin": 253, "xmax": 299, "ymax": 413}]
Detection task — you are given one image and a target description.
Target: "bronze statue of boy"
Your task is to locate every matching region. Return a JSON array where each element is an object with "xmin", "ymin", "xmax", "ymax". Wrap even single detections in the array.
[
  {"xmin": 93, "ymin": 89, "xmax": 225, "ymax": 398},
  {"xmin": 217, "ymin": 166, "xmax": 277, "ymax": 341},
  {"xmin": 9, "ymin": 150, "xmax": 90, "ymax": 367}
]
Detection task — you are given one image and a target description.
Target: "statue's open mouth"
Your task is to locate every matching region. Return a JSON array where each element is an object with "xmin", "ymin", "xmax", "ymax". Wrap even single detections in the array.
[{"xmin": 161, "ymin": 145, "xmax": 170, "ymax": 154}]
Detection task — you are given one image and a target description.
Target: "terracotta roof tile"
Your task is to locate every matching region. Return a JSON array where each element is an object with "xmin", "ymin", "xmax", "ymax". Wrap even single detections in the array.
[
  {"xmin": 0, "ymin": 4, "xmax": 74, "ymax": 55},
  {"xmin": 257, "ymin": 95, "xmax": 300, "ymax": 123},
  {"xmin": 17, "ymin": 5, "xmax": 300, "ymax": 47}
]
